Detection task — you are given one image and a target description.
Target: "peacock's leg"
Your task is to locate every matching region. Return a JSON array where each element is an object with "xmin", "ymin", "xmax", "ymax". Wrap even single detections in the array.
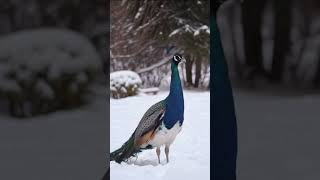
[
  {"xmin": 165, "ymin": 146, "xmax": 169, "ymax": 163},
  {"xmin": 156, "ymin": 147, "xmax": 161, "ymax": 164}
]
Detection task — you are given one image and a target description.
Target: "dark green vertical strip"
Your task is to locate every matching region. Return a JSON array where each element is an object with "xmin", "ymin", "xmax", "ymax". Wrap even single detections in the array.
[{"xmin": 211, "ymin": 2, "xmax": 238, "ymax": 179}]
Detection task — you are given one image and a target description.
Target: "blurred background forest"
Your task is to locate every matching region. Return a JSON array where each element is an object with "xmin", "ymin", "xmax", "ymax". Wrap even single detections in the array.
[
  {"xmin": 110, "ymin": 0, "xmax": 210, "ymax": 91},
  {"xmin": 219, "ymin": 0, "xmax": 320, "ymax": 91},
  {"xmin": 111, "ymin": 0, "xmax": 320, "ymax": 94},
  {"xmin": 217, "ymin": 1, "xmax": 320, "ymax": 179}
]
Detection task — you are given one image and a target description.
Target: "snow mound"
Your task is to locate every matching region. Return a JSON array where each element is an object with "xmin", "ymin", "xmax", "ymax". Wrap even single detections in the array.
[
  {"xmin": 110, "ymin": 71, "xmax": 142, "ymax": 99},
  {"xmin": 0, "ymin": 28, "xmax": 101, "ymax": 117},
  {"xmin": 0, "ymin": 28, "xmax": 101, "ymax": 77}
]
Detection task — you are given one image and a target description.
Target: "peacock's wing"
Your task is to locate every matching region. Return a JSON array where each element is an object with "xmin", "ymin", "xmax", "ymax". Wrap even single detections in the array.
[{"xmin": 133, "ymin": 100, "xmax": 166, "ymax": 147}]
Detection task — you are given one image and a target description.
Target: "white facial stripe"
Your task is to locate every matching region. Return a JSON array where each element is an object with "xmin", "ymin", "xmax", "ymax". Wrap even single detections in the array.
[
  {"xmin": 174, "ymin": 55, "xmax": 181, "ymax": 62},
  {"xmin": 173, "ymin": 56, "xmax": 178, "ymax": 62}
]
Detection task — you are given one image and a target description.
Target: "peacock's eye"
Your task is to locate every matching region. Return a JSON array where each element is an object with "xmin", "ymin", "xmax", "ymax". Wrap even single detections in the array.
[{"xmin": 173, "ymin": 55, "xmax": 182, "ymax": 62}]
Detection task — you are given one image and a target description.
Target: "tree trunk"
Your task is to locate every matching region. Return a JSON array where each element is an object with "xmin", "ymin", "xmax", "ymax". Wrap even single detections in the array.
[
  {"xmin": 185, "ymin": 54, "xmax": 194, "ymax": 87},
  {"xmin": 306, "ymin": 0, "xmax": 320, "ymax": 87},
  {"xmin": 242, "ymin": 0, "xmax": 267, "ymax": 80},
  {"xmin": 270, "ymin": 0, "xmax": 292, "ymax": 82},
  {"xmin": 195, "ymin": 55, "xmax": 202, "ymax": 88}
]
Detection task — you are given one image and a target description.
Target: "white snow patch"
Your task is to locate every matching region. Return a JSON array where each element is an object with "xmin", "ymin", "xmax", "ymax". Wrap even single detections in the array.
[
  {"xmin": 135, "ymin": 8, "xmax": 143, "ymax": 19},
  {"xmin": 139, "ymin": 87, "xmax": 159, "ymax": 94},
  {"xmin": 169, "ymin": 29, "xmax": 181, "ymax": 37},
  {"xmin": 35, "ymin": 80, "xmax": 54, "ymax": 99},
  {"xmin": 170, "ymin": 25, "xmax": 210, "ymax": 38},
  {"xmin": 135, "ymin": 12, "xmax": 141, "ymax": 19},
  {"xmin": 0, "ymin": 29, "xmax": 101, "ymax": 72},
  {"xmin": 0, "ymin": 28, "xmax": 101, "ymax": 91},
  {"xmin": 194, "ymin": 25, "xmax": 210, "ymax": 36},
  {"xmin": 110, "ymin": 70, "xmax": 142, "ymax": 88}
]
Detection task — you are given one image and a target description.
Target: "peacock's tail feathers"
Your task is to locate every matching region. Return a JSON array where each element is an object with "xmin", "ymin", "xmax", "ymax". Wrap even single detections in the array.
[{"xmin": 110, "ymin": 134, "xmax": 141, "ymax": 163}]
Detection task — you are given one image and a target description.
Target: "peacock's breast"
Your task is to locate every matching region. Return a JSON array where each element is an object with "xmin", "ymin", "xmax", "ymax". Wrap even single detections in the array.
[{"xmin": 148, "ymin": 121, "xmax": 182, "ymax": 148}]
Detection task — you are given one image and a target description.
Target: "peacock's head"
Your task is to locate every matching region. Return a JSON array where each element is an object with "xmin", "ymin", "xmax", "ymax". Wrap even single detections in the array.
[{"xmin": 171, "ymin": 53, "xmax": 186, "ymax": 66}]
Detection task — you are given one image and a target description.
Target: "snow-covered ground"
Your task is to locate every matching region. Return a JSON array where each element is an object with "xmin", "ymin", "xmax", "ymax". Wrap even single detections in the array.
[
  {"xmin": 110, "ymin": 91, "xmax": 210, "ymax": 180},
  {"xmin": 2, "ymin": 85, "xmax": 319, "ymax": 180},
  {"xmin": 0, "ymin": 86, "xmax": 107, "ymax": 180},
  {"xmin": 234, "ymin": 90, "xmax": 320, "ymax": 180}
]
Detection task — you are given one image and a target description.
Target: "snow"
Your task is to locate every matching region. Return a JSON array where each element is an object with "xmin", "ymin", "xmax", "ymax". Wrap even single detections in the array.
[
  {"xmin": 1, "ymin": 85, "xmax": 320, "ymax": 179},
  {"xmin": 0, "ymin": 29, "xmax": 100, "ymax": 70},
  {"xmin": 168, "ymin": 24, "xmax": 197, "ymax": 37},
  {"xmin": 0, "ymin": 29, "xmax": 100, "ymax": 77},
  {"xmin": 135, "ymin": 7, "xmax": 143, "ymax": 19},
  {"xmin": 0, "ymin": 85, "xmax": 107, "ymax": 180},
  {"xmin": 0, "ymin": 28, "xmax": 101, "ymax": 95},
  {"xmin": 135, "ymin": 13, "xmax": 141, "ymax": 19},
  {"xmin": 139, "ymin": 87, "xmax": 160, "ymax": 93},
  {"xmin": 194, "ymin": 25, "xmax": 210, "ymax": 36},
  {"xmin": 169, "ymin": 25, "xmax": 210, "ymax": 38},
  {"xmin": 110, "ymin": 70, "xmax": 142, "ymax": 89},
  {"xmin": 35, "ymin": 80, "xmax": 54, "ymax": 99},
  {"xmin": 110, "ymin": 91, "xmax": 210, "ymax": 180},
  {"xmin": 169, "ymin": 29, "xmax": 181, "ymax": 37},
  {"xmin": 234, "ymin": 90, "xmax": 320, "ymax": 180}
]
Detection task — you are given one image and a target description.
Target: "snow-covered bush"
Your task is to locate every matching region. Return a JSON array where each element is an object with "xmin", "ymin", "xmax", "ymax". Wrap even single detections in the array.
[
  {"xmin": 110, "ymin": 71, "xmax": 142, "ymax": 99},
  {"xmin": 0, "ymin": 29, "xmax": 101, "ymax": 117}
]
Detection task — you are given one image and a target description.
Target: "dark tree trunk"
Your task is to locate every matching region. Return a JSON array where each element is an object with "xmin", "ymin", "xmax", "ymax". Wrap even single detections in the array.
[
  {"xmin": 271, "ymin": 0, "xmax": 292, "ymax": 82},
  {"xmin": 242, "ymin": 0, "xmax": 267, "ymax": 80},
  {"xmin": 194, "ymin": 55, "xmax": 202, "ymax": 88},
  {"xmin": 295, "ymin": 0, "xmax": 309, "ymax": 78},
  {"xmin": 185, "ymin": 54, "xmax": 194, "ymax": 87},
  {"xmin": 307, "ymin": 0, "xmax": 320, "ymax": 86}
]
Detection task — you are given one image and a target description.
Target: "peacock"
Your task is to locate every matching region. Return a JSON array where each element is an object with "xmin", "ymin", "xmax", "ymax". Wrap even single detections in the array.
[{"xmin": 110, "ymin": 54, "xmax": 186, "ymax": 164}]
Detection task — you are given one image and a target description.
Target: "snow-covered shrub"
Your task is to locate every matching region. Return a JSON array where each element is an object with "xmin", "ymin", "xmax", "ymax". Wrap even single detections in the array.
[
  {"xmin": 0, "ymin": 29, "xmax": 101, "ymax": 117},
  {"xmin": 110, "ymin": 71, "xmax": 142, "ymax": 99}
]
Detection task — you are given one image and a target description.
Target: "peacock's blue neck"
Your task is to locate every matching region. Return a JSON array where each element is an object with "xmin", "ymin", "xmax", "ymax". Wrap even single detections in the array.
[{"xmin": 163, "ymin": 62, "xmax": 184, "ymax": 129}]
